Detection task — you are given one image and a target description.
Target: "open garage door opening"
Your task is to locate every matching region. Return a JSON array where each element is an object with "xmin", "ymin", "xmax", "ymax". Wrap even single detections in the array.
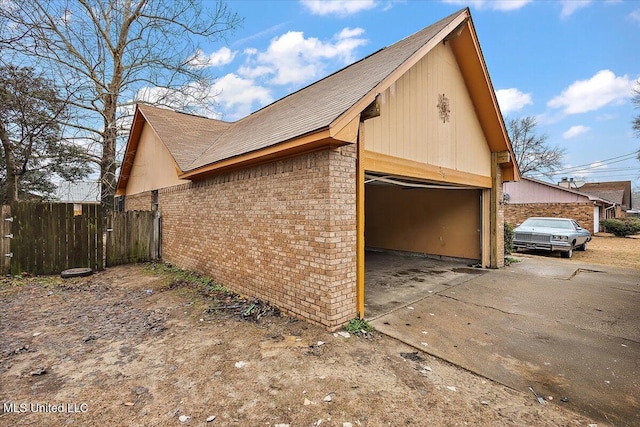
[{"xmin": 363, "ymin": 173, "xmax": 486, "ymax": 319}]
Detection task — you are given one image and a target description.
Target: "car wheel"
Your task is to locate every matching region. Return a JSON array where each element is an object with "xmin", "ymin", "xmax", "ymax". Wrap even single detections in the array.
[
  {"xmin": 577, "ymin": 243, "xmax": 587, "ymax": 251},
  {"xmin": 561, "ymin": 248, "xmax": 573, "ymax": 259}
]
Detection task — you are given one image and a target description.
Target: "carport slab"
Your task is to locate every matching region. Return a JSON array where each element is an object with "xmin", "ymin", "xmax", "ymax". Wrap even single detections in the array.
[
  {"xmin": 371, "ymin": 256, "xmax": 640, "ymax": 426},
  {"xmin": 364, "ymin": 250, "xmax": 485, "ymax": 319}
]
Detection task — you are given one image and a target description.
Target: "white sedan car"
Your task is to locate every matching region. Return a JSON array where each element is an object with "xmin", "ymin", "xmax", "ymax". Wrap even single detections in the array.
[{"xmin": 513, "ymin": 217, "xmax": 592, "ymax": 259}]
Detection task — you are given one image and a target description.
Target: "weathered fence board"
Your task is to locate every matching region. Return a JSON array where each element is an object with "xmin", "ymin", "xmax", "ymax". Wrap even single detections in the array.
[
  {"xmin": 7, "ymin": 202, "xmax": 104, "ymax": 276},
  {"xmin": 0, "ymin": 203, "xmax": 159, "ymax": 275},
  {"xmin": 106, "ymin": 210, "xmax": 160, "ymax": 266},
  {"xmin": 1, "ymin": 205, "xmax": 11, "ymax": 274}
]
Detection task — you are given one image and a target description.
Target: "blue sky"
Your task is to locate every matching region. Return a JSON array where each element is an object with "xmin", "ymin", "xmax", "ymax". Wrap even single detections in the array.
[{"xmin": 187, "ymin": 0, "xmax": 640, "ymax": 189}]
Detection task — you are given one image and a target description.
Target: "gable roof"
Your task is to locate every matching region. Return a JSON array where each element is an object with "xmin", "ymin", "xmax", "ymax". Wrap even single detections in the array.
[
  {"xmin": 137, "ymin": 104, "xmax": 231, "ymax": 170},
  {"xmin": 189, "ymin": 9, "xmax": 468, "ymax": 171},
  {"xmin": 117, "ymin": 8, "xmax": 517, "ymax": 194},
  {"xmin": 579, "ymin": 181, "xmax": 632, "ymax": 208},
  {"xmin": 507, "ymin": 177, "xmax": 615, "ymax": 205}
]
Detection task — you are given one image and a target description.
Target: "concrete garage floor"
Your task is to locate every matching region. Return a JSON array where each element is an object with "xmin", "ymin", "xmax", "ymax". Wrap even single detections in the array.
[
  {"xmin": 364, "ymin": 250, "xmax": 486, "ymax": 320},
  {"xmin": 370, "ymin": 255, "xmax": 640, "ymax": 426}
]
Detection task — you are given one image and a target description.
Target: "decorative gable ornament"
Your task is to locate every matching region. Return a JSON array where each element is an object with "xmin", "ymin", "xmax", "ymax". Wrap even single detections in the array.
[{"xmin": 437, "ymin": 93, "xmax": 450, "ymax": 123}]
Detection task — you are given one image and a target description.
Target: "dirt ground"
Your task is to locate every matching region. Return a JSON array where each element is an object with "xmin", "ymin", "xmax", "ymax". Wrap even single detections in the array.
[
  {"xmin": 570, "ymin": 233, "xmax": 640, "ymax": 270},
  {"xmin": 2, "ymin": 236, "xmax": 636, "ymax": 426}
]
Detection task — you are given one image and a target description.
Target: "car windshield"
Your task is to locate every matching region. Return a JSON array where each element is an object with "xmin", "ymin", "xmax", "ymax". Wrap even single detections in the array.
[{"xmin": 521, "ymin": 218, "xmax": 574, "ymax": 230}]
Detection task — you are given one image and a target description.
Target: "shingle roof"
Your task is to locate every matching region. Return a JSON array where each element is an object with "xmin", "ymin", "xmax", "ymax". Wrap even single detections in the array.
[
  {"xmin": 128, "ymin": 9, "xmax": 463, "ymax": 173},
  {"xmin": 136, "ymin": 104, "xmax": 231, "ymax": 171},
  {"xmin": 579, "ymin": 181, "xmax": 631, "ymax": 207},
  {"xmin": 581, "ymin": 189, "xmax": 625, "ymax": 206}
]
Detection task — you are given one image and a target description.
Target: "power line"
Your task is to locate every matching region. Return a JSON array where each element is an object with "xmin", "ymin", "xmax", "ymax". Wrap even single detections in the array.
[
  {"xmin": 547, "ymin": 151, "xmax": 638, "ymax": 174},
  {"xmin": 528, "ymin": 150, "xmax": 639, "ymax": 177},
  {"xmin": 555, "ymin": 167, "xmax": 638, "ymax": 175}
]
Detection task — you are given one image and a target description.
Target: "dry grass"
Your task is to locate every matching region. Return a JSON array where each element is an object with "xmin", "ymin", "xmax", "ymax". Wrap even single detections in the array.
[{"xmin": 571, "ymin": 233, "xmax": 640, "ymax": 270}]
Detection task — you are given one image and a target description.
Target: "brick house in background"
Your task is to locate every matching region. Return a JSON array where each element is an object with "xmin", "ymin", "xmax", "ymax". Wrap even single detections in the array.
[
  {"xmin": 503, "ymin": 177, "xmax": 616, "ymax": 234},
  {"xmin": 115, "ymin": 8, "xmax": 519, "ymax": 329}
]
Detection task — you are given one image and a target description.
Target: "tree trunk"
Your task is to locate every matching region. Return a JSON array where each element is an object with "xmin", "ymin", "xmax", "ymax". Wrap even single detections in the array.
[
  {"xmin": 101, "ymin": 94, "xmax": 118, "ymax": 212},
  {"xmin": 0, "ymin": 123, "xmax": 18, "ymax": 203}
]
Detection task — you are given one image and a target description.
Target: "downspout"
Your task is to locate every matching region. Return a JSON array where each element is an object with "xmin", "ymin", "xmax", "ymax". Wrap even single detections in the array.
[{"xmin": 604, "ymin": 203, "xmax": 617, "ymax": 219}]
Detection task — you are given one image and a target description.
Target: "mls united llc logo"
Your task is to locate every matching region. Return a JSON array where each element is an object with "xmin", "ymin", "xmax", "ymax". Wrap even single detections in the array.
[{"xmin": 3, "ymin": 402, "xmax": 88, "ymax": 414}]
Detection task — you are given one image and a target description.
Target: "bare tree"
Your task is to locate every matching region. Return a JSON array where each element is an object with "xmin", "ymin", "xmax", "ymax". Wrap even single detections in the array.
[
  {"xmin": 0, "ymin": 65, "xmax": 91, "ymax": 203},
  {"xmin": 507, "ymin": 116, "xmax": 565, "ymax": 177},
  {"xmin": 0, "ymin": 0, "xmax": 241, "ymax": 209}
]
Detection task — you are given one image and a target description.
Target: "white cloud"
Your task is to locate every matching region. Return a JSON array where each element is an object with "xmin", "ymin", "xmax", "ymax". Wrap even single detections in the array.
[
  {"xmin": 496, "ymin": 88, "xmax": 532, "ymax": 114},
  {"xmin": 237, "ymin": 65, "xmax": 272, "ymax": 79},
  {"xmin": 442, "ymin": 0, "xmax": 532, "ymax": 11},
  {"xmin": 547, "ymin": 70, "xmax": 634, "ymax": 114},
  {"xmin": 240, "ymin": 28, "xmax": 368, "ymax": 86},
  {"xmin": 212, "ymin": 73, "xmax": 273, "ymax": 120},
  {"xmin": 560, "ymin": 0, "xmax": 591, "ymax": 18},
  {"xmin": 301, "ymin": 0, "xmax": 377, "ymax": 16},
  {"xmin": 630, "ymin": 9, "xmax": 640, "ymax": 25},
  {"xmin": 130, "ymin": 73, "xmax": 273, "ymax": 121},
  {"xmin": 189, "ymin": 47, "xmax": 236, "ymax": 68},
  {"xmin": 562, "ymin": 125, "xmax": 590, "ymax": 139},
  {"xmin": 337, "ymin": 27, "xmax": 365, "ymax": 39}
]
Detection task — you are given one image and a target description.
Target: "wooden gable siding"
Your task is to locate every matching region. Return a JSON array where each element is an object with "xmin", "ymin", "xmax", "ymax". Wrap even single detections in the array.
[
  {"xmin": 503, "ymin": 180, "xmax": 591, "ymax": 204},
  {"xmin": 125, "ymin": 123, "xmax": 189, "ymax": 195},
  {"xmin": 363, "ymin": 42, "xmax": 491, "ymax": 182}
]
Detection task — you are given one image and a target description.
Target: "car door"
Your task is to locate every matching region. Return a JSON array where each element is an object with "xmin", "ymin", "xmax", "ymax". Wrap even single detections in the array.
[{"xmin": 571, "ymin": 220, "xmax": 588, "ymax": 245}]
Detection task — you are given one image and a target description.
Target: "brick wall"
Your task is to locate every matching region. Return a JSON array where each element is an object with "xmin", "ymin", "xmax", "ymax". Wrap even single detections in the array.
[
  {"xmin": 123, "ymin": 191, "xmax": 153, "ymax": 211},
  {"xmin": 504, "ymin": 202, "xmax": 594, "ymax": 232},
  {"xmin": 158, "ymin": 146, "xmax": 357, "ymax": 330}
]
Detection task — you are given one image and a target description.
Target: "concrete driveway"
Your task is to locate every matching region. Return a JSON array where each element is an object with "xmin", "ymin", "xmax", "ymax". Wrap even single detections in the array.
[{"xmin": 370, "ymin": 255, "xmax": 640, "ymax": 426}]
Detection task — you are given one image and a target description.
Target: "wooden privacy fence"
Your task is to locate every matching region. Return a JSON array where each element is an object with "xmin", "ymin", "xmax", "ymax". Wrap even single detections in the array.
[
  {"xmin": 106, "ymin": 210, "xmax": 161, "ymax": 266},
  {"xmin": 0, "ymin": 203, "xmax": 160, "ymax": 276},
  {"xmin": 2, "ymin": 202, "xmax": 104, "ymax": 276}
]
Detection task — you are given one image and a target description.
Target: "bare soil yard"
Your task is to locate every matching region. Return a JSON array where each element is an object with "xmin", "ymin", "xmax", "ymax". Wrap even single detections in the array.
[
  {"xmin": 571, "ymin": 233, "xmax": 640, "ymax": 270},
  {"xmin": 2, "ymin": 235, "xmax": 636, "ymax": 426},
  {"xmin": 515, "ymin": 233, "xmax": 640, "ymax": 270}
]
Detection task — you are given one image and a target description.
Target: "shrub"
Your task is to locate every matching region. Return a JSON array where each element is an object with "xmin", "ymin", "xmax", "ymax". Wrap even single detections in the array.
[
  {"xmin": 600, "ymin": 218, "xmax": 640, "ymax": 237},
  {"xmin": 504, "ymin": 222, "xmax": 515, "ymax": 255}
]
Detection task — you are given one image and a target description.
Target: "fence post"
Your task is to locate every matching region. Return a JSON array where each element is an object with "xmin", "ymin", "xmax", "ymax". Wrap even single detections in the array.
[
  {"xmin": 1, "ymin": 205, "xmax": 11, "ymax": 275},
  {"xmin": 153, "ymin": 210, "xmax": 162, "ymax": 260}
]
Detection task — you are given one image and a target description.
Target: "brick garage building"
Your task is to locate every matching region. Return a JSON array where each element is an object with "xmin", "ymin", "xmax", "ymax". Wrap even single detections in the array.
[
  {"xmin": 116, "ymin": 9, "xmax": 519, "ymax": 329},
  {"xmin": 503, "ymin": 177, "xmax": 615, "ymax": 234}
]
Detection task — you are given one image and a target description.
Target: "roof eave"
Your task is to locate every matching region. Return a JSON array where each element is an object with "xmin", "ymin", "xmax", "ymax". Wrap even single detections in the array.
[
  {"xmin": 116, "ymin": 105, "xmax": 145, "ymax": 195},
  {"xmin": 179, "ymin": 127, "xmax": 350, "ymax": 180}
]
